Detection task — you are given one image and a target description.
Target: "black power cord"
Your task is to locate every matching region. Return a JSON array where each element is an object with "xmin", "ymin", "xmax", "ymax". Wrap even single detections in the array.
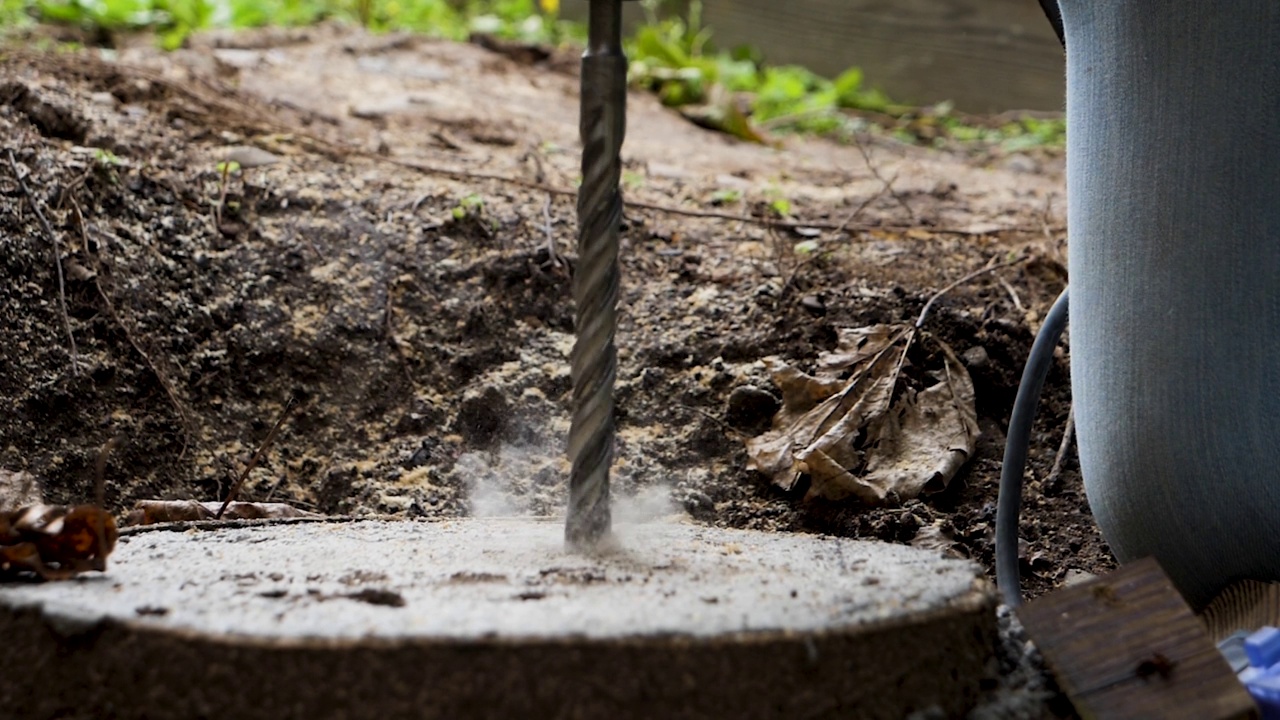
[
  {"xmin": 995, "ymin": 288, "xmax": 1069, "ymax": 607},
  {"xmin": 994, "ymin": 2, "xmax": 1067, "ymax": 607}
]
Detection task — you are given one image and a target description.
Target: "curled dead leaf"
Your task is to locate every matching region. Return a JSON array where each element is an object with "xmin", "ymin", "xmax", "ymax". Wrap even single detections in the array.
[
  {"xmin": 745, "ymin": 323, "xmax": 979, "ymax": 505},
  {"xmin": 125, "ymin": 500, "xmax": 319, "ymax": 526}
]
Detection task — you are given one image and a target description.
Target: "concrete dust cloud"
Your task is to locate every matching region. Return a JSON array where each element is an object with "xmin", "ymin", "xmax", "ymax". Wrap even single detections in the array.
[{"xmin": 456, "ymin": 444, "xmax": 683, "ymax": 524}]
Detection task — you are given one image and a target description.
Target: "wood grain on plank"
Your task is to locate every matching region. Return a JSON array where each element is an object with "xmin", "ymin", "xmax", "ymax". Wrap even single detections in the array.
[{"xmin": 1018, "ymin": 557, "xmax": 1257, "ymax": 720}]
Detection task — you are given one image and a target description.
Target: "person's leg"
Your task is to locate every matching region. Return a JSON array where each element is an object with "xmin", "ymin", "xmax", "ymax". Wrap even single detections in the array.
[{"xmin": 1061, "ymin": 0, "xmax": 1280, "ymax": 608}]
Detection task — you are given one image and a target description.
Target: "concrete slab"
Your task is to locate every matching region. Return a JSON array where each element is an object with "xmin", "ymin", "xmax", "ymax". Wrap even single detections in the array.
[{"xmin": 0, "ymin": 518, "xmax": 996, "ymax": 719}]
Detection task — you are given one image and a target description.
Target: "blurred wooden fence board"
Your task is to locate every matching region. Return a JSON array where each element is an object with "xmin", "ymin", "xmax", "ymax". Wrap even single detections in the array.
[{"xmin": 563, "ymin": 0, "xmax": 1065, "ymax": 112}]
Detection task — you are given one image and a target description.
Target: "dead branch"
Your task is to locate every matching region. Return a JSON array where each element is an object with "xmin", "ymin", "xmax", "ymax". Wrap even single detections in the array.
[
  {"xmin": 7, "ymin": 148, "xmax": 78, "ymax": 374},
  {"xmin": 94, "ymin": 434, "xmax": 122, "ymax": 508},
  {"xmin": 852, "ymin": 133, "xmax": 915, "ymax": 221},
  {"xmin": 68, "ymin": 197, "xmax": 193, "ymax": 456},
  {"xmin": 998, "ymin": 274, "xmax": 1026, "ymax": 314},
  {"xmin": 330, "ymin": 158, "xmax": 1036, "ymax": 238},
  {"xmin": 217, "ymin": 397, "xmax": 297, "ymax": 519},
  {"xmin": 1044, "ymin": 403, "xmax": 1075, "ymax": 491},
  {"xmin": 830, "ymin": 184, "xmax": 890, "ymax": 237},
  {"xmin": 542, "ymin": 193, "xmax": 563, "ymax": 270},
  {"xmin": 915, "ymin": 256, "xmax": 1028, "ymax": 329}
]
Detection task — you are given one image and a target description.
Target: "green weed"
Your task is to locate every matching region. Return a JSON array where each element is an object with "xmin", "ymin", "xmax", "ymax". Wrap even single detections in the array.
[
  {"xmin": 2, "ymin": 0, "xmax": 1064, "ymax": 150},
  {"xmin": 622, "ymin": 1, "xmax": 1060, "ymax": 149},
  {"xmin": 10, "ymin": 0, "xmax": 580, "ymax": 48},
  {"xmin": 93, "ymin": 147, "xmax": 123, "ymax": 166},
  {"xmin": 450, "ymin": 193, "xmax": 485, "ymax": 221},
  {"xmin": 709, "ymin": 188, "xmax": 741, "ymax": 206}
]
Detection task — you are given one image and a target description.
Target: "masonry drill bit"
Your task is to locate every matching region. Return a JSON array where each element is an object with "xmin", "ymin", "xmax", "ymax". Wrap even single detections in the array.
[{"xmin": 566, "ymin": 0, "xmax": 627, "ymax": 550}]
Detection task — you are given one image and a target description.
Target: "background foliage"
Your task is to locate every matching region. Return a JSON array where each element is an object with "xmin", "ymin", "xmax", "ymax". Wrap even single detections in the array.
[{"xmin": 0, "ymin": 0, "xmax": 1064, "ymax": 149}]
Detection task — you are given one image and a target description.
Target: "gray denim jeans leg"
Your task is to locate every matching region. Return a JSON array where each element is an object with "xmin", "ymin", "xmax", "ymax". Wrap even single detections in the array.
[{"xmin": 1060, "ymin": 0, "xmax": 1280, "ymax": 608}]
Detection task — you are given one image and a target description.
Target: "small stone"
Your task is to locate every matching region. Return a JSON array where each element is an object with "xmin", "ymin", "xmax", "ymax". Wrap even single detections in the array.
[
  {"xmin": 676, "ymin": 488, "xmax": 714, "ymax": 513},
  {"xmin": 1062, "ymin": 569, "xmax": 1097, "ymax": 587},
  {"xmin": 394, "ymin": 401, "xmax": 443, "ymax": 435},
  {"xmin": 800, "ymin": 295, "xmax": 826, "ymax": 316},
  {"xmin": 454, "ymin": 386, "xmax": 510, "ymax": 447},
  {"xmin": 1002, "ymin": 153, "xmax": 1039, "ymax": 174},
  {"xmin": 725, "ymin": 385, "xmax": 780, "ymax": 433},
  {"xmin": 640, "ymin": 367, "xmax": 663, "ymax": 390},
  {"xmin": 212, "ymin": 48, "xmax": 263, "ymax": 69},
  {"xmin": 349, "ymin": 98, "xmax": 411, "ymax": 119},
  {"xmin": 961, "ymin": 345, "xmax": 990, "ymax": 370},
  {"xmin": 401, "ymin": 439, "xmax": 439, "ymax": 470},
  {"xmin": 222, "ymin": 145, "xmax": 281, "ymax": 169},
  {"xmin": 754, "ymin": 281, "xmax": 780, "ymax": 299}
]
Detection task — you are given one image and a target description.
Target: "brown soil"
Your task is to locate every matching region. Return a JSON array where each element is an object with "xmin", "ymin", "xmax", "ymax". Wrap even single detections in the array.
[{"xmin": 0, "ymin": 24, "xmax": 1113, "ymax": 602}]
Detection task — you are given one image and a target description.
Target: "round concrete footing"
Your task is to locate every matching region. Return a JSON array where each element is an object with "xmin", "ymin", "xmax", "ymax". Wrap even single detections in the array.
[{"xmin": 0, "ymin": 518, "xmax": 995, "ymax": 719}]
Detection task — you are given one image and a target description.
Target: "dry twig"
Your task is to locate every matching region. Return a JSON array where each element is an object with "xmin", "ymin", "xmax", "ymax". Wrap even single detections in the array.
[
  {"xmin": 998, "ymin": 274, "xmax": 1026, "ymax": 314},
  {"xmin": 94, "ymin": 434, "xmax": 122, "ymax": 508},
  {"xmin": 830, "ymin": 186, "xmax": 889, "ymax": 237},
  {"xmin": 217, "ymin": 397, "xmax": 297, "ymax": 519},
  {"xmin": 7, "ymin": 148, "xmax": 78, "ymax": 374},
  {"xmin": 541, "ymin": 193, "xmax": 562, "ymax": 270},
  {"xmin": 915, "ymin": 256, "xmax": 1027, "ymax": 328},
  {"xmin": 1044, "ymin": 403, "xmax": 1076, "ymax": 491},
  {"xmin": 352, "ymin": 159, "xmax": 1034, "ymax": 238},
  {"xmin": 852, "ymin": 133, "xmax": 915, "ymax": 221},
  {"xmin": 68, "ymin": 197, "xmax": 193, "ymax": 456}
]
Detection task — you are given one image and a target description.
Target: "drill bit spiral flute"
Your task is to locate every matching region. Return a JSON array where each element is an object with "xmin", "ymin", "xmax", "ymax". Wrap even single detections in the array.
[{"xmin": 566, "ymin": 0, "xmax": 627, "ymax": 550}]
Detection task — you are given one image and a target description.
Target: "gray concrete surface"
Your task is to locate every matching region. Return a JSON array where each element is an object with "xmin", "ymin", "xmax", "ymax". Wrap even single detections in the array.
[{"xmin": 0, "ymin": 518, "xmax": 996, "ymax": 719}]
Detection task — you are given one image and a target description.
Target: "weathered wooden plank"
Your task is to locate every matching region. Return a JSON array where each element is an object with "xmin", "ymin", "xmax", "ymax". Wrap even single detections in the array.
[
  {"xmin": 1018, "ymin": 557, "xmax": 1258, "ymax": 720},
  {"xmin": 562, "ymin": 0, "xmax": 1065, "ymax": 112}
]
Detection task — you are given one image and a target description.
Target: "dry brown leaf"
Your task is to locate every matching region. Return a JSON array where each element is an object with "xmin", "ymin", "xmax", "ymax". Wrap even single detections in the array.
[
  {"xmin": 817, "ymin": 325, "xmax": 901, "ymax": 374},
  {"xmin": 859, "ymin": 340, "xmax": 978, "ymax": 500},
  {"xmin": 745, "ymin": 324, "xmax": 979, "ymax": 505},
  {"xmin": 125, "ymin": 500, "xmax": 319, "ymax": 526}
]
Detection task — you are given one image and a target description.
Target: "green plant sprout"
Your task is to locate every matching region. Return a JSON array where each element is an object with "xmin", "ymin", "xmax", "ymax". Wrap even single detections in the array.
[
  {"xmin": 212, "ymin": 159, "xmax": 242, "ymax": 227},
  {"xmin": 92, "ymin": 148, "xmax": 123, "ymax": 166},
  {"xmin": 709, "ymin": 188, "xmax": 742, "ymax": 205},
  {"xmin": 451, "ymin": 194, "xmax": 485, "ymax": 221}
]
